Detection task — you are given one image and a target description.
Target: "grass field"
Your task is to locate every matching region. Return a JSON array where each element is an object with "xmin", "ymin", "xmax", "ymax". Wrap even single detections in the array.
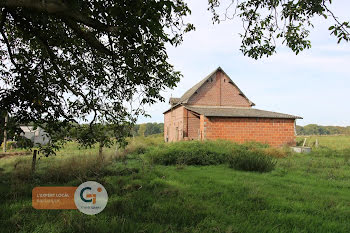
[
  {"xmin": 296, "ymin": 135, "xmax": 350, "ymax": 149},
  {"xmin": 1, "ymin": 135, "xmax": 350, "ymax": 232}
]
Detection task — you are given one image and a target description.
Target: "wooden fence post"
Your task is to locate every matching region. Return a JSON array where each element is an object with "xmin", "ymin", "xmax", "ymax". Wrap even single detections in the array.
[
  {"xmin": 3, "ymin": 112, "xmax": 8, "ymax": 153},
  {"xmin": 302, "ymin": 138, "xmax": 307, "ymax": 147},
  {"xmin": 32, "ymin": 149, "xmax": 37, "ymax": 173}
]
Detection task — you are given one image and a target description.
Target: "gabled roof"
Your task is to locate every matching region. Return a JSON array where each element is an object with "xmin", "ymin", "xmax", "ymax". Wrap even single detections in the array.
[
  {"xmin": 185, "ymin": 106, "xmax": 302, "ymax": 119},
  {"xmin": 176, "ymin": 67, "xmax": 255, "ymax": 106}
]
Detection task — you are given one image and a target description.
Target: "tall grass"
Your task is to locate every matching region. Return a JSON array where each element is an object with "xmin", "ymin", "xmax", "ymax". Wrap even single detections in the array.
[
  {"xmin": 229, "ymin": 148, "xmax": 276, "ymax": 172},
  {"xmin": 120, "ymin": 134, "xmax": 164, "ymax": 157},
  {"xmin": 146, "ymin": 140, "xmax": 282, "ymax": 172},
  {"xmin": 147, "ymin": 140, "xmax": 231, "ymax": 165},
  {"xmin": 1, "ymin": 136, "xmax": 350, "ymax": 232}
]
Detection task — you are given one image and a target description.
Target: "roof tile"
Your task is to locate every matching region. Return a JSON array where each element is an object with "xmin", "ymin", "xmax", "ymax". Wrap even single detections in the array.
[{"xmin": 185, "ymin": 106, "xmax": 302, "ymax": 119}]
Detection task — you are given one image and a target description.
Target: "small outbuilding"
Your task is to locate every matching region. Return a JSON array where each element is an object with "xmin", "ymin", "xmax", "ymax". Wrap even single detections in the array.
[
  {"xmin": 20, "ymin": 126, "xmax": 50, "ymax": 146},
  {"xmin": 163, "ymin": 67, "xmax": 302, "ymax": 147}
]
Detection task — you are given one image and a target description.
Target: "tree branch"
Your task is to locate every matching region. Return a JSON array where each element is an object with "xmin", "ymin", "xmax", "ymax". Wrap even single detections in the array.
[
  {"xmin": 0, "ymin": 0, "xmax": 118, "ymax": 33},
  {"xmin": 322, "ymin": 2, "xmax": 349, "ymax": 36},
  {"xmin": 242, "ymin": 3, "xmax": 260, "ymax": 41},
  {"xmin": 0, "ymin": 10, "xmax": 21, "ymax": 71},
  {"xmin": 62, "ymin": 19, "xmax": 113, "ymax": 55}
]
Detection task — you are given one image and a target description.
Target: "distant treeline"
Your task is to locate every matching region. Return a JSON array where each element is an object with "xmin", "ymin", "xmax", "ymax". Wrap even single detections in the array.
[
  {"xmin": 296, "ymin": 124, "xmax": 350, "ymax": 135},
  {"xmin": 132, "ymin": 123, "xmax": 164, "ymax": 137}
]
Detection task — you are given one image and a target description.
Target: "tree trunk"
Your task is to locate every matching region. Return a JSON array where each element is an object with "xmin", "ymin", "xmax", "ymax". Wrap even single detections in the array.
[
  {"xmin": 32, "ymin": 149, "xmax": 37, "ymax": 173},
  {"xmin": 98, "ymin": 142, "xmax": 104, "ymax": 160},
  {"xmin": 3, "ymin": 112, "xmax": 8, "ymax": 153}
]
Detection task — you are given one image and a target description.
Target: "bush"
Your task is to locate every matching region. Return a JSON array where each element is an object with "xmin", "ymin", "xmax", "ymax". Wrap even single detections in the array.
[
  {"xmin": 147, "ymin": 140, "xmax": 274, "ymax": 166},
  {"xmin": 229, "ymin": 149, "xmax": 276, "ymax": 172},
  {"xmin": 148, "ymin": 141, "xmax": 232, "ymax": 165},
  {"xmin": 123, "ymin": 135, "xmax": 163, "ymax": 155},
  {"xmin": 1, "ymin": 141, "xmax": 18, "ymax": 150},
  {"xmin": 146, "ymin": 140, "xmax": 283, "ymax": 169},
  {"xmin": 15, "ymin": 136, "xmax": 33, "ymax": 149}
]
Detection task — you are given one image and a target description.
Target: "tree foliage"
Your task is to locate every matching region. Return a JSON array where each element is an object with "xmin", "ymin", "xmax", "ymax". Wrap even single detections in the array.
[
  {"xmin": 0, "ymin": 0, "xmax": 194, "ymax": 151},
  {"xmin": 138, "ymin": 124, "xmax": 147, "ymax": 137},
  {"xmin": 296, "ymin": 124, "xmax": 350, "ymax": 135},
  {"xmin": 70, "ymin": 122, "xmax": 132, "ymax": 158},
  {"xmin": 0, "ymin": 111, "xmax": 21, "ymax": 145},
  {"xmin": 144, "ymin": 122, "xmax": 164, "ymax": 136},
  {"xmin": 0, "ymin": 0, "xmax": 348, "ymax": 154},
  {"xmin": 208, "ymin": 0, "xmax": 349, "ymax": 59},
  {"xmin": 135, "ymin": 122, "xmax": 163, "ymax": 137}
]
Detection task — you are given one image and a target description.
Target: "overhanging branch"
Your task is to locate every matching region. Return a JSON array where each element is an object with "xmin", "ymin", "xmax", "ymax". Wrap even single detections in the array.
[
  {"xmin": 63, "ymin": 19, "xmax": 113, "ymax": 55},
  {"xmin": 0, "ymin": 0, "xmax": 118, "ymax": 33}
]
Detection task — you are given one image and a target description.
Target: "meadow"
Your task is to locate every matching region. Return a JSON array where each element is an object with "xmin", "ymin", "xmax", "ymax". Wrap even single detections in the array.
[
  {"xmin": 0, "ymin": 135, "xmax": 350, "ymax": 232},
  {"xmin": 296, "ymin": 135, "xmax": 350, "ymax": 149}
]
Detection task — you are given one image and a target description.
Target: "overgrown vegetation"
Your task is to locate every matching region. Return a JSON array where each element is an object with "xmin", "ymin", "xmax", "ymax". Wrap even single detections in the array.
[
  {"xmin": 147, "ymin": 140, "xmax": 277, "ymax": 172},
  {"xmin": 147, "ymin": 140, "xmax": 278, "ymax": 172},
  {"xmin": 1, "ymin": 136, "xmax": 350, "ymax": 232},
  {"xmin": 229, "ymin": 149, "xmax": 276, "ymax": 172},
  {"xmin": 147, "ymin": 140, "xmax": 231, "ymax": 166}
]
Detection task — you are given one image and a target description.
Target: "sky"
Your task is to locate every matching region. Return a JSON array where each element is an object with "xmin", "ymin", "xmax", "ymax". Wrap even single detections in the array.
[{"xmin": 137, "ymin": 0, "xmax": 350, "ymax": 126}]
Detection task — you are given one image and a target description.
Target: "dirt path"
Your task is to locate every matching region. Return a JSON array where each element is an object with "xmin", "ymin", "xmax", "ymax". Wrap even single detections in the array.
[{"xmin": 0, "ymin": 152, "xmax": 31, "ymax": 159}]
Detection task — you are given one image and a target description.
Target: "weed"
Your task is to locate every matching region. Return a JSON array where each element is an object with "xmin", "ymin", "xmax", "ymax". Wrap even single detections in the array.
[{"xmin": 229, "ymin": 149, "xmax": 276, "ymax": 172}]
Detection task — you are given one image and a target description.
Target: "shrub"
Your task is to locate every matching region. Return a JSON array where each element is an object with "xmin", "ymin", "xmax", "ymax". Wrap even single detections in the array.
[
  {"xmin": 120, "ymin": 135, "xmax": 164, "ymax": 157},
  {"xmin": 15, "ymin": 136, "xmax": 33, "ymax": 149},
  {"xmin": 148, "ymin": 141, "xmax": 232, "ymax": 165},
  {"xmin": 229, "ymin": 149, "xmax": 276, "ymax": 172},
  {"xmin": 147, "ymin": 140, "xmax": 274, "ymax": 166},
  {"xmin": 1, "ymin": 141, "xmax": 18, "ymax": 150}
]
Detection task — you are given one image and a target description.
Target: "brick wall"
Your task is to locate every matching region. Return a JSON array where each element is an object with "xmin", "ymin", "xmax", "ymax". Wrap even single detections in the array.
[
  {"xmin": 188, "ymin": 71, "xmax": 251, "ymax": 107},
  {"xmin": 164, "ymin": 69, "xmax": 297, "ymax": 145},
  {"xmin": 203, "ymin": 116, "xmax": 296, "ymax": 147},
  {"xmin": 184, "ymin": 109, "xmax": 200, "ymax": 140},
  {"xmin": 200, "ymin": 114, "xmax": 205, "ymax": 141},
  {"xmin": 164, "ymin": 106, "xmax": 185, "ymax": 142}
]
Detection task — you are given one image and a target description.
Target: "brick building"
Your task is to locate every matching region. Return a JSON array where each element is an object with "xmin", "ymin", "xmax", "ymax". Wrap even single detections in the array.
[{"xmin": 163, "ymin": 67, "xmax": 302, "ymax": 147}]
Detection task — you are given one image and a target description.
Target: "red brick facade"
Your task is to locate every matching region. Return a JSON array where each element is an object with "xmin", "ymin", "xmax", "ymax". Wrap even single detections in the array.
[
  {"xmin": 164, "ymin": 68, "xmax": 299, "ymax": 147},
  {"xmin": 188, "ymin": 71, "xmax": 251, "ymax": 107},
  {"xmin": 164, "ymin": 106, "xmax": 184, "ymax": 142},
  {"xmin": 164, "ymin": 107, "xmax": 201, "ymax": 142},
  {"xmin": 203, "ymin": 117, "xmax": 295, "ymax": 147},
  {"xmin": 185, "ymin": 109, "xmax": 200, "ymax": 140}
]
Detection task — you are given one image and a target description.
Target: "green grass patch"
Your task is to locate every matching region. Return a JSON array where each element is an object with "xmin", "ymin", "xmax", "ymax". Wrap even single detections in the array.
[
  {"xmin": 297, "ymin": 135, "xmax": 350, "ymax": 149},
  {"xmin": 1, "ymin": 136, "xmax": 350, "ymax": 232}
]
